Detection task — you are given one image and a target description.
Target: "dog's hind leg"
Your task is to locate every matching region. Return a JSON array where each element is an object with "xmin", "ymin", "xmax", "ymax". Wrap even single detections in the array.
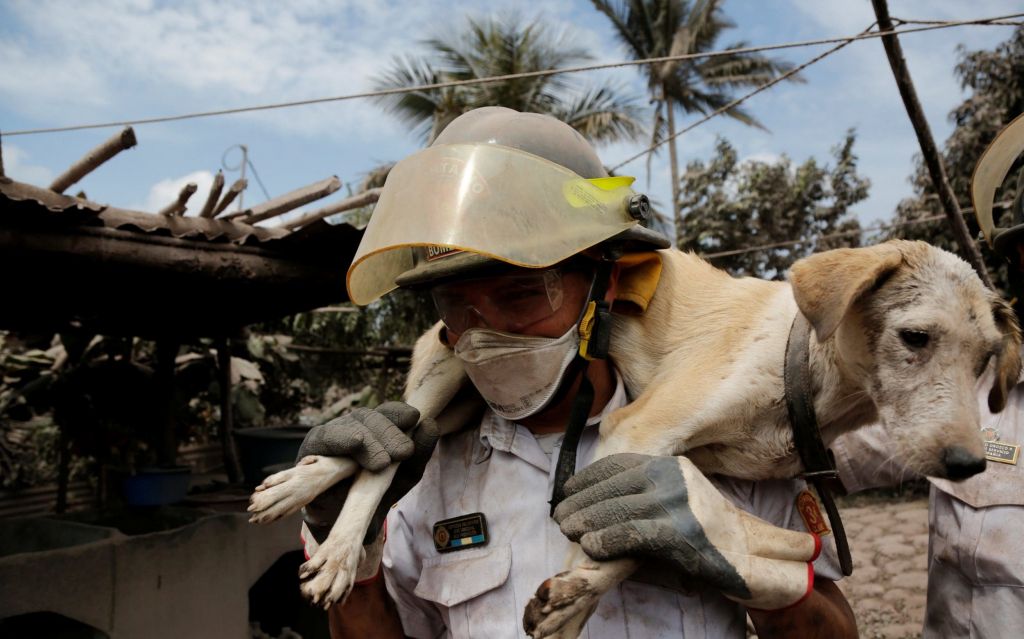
[
  {"xmin": 523, "ymin": 556, "xmax": 640, "ymax": 639},
  {"xmin": 521, "ymin": 400, "xmax": 704, "ymax": 638}
]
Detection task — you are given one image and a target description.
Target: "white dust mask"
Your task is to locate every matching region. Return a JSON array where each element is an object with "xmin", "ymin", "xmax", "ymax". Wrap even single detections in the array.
[{"xmin": 453, "ymin": 326, "xmax": 580, "ymax": 421}]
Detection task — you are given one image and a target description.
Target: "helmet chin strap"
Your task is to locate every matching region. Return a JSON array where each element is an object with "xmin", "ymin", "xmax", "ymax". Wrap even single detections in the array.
[{"xmin": 548, "ymin": 257, "xmax": 615, "ymax": 516}]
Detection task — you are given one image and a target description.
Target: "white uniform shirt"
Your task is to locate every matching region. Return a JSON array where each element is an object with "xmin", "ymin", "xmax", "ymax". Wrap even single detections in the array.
[
  {"xmin": 833, "ymin": 373, "xmax": 1024, "ymax": 639},
  {"xmin": 383, "ymin": 375, "xmax": 842, "ymax": 639}
]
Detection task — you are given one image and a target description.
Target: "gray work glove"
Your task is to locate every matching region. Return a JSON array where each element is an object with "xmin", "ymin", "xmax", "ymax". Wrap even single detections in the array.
[
  {"xmin": 300, "ymin": 401, "xmax": 439, "ymax": 545},
  {"xmin": 553, "ymin": 453, "xmax": 822, "ymax": 610}
]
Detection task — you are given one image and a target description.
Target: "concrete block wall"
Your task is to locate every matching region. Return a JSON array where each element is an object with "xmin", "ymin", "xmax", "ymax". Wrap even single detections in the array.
[{"xmin": 0, "ymin": 509, "xmax": 302, "ymax": 638}]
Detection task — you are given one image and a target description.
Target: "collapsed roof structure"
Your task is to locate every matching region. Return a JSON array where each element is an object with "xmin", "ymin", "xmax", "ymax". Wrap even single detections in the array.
[
  {"xmin": 0, "ymin": 127, "xmax": 374, "ymax": 338},
  {"xmin": 0, "ymin": 127, "xmax": 376, "ymax": 484}
]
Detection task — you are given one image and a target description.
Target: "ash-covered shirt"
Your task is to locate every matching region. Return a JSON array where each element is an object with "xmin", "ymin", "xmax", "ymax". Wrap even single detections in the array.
[{"xmin": 383, "ymin": 374, "xmax": 842, "ymax": 639}]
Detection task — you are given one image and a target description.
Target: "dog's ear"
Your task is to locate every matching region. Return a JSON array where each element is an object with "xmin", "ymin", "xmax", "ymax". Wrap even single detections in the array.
[
  {"xmin": 789, "ymin": 243, "xmax": 904, "ymax": 342},
  {"xmin": 988, "ymin": 296, "xmax": 1022, "ymax": 413}
]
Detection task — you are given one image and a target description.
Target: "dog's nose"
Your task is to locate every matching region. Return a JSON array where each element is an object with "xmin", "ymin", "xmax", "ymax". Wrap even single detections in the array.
[{"xmin": 942, "ymin": 446, "xmax": 987, "ymax": 480}]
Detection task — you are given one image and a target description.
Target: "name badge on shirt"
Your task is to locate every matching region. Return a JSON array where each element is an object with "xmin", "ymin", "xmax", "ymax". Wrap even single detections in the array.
[
  {"xmin": 984, "ymin": 440, "xmax": 1021, "ymax": 465},
  {"xmin": 433, "ymin": 512, "xmax": 489, "ymax": 553}
]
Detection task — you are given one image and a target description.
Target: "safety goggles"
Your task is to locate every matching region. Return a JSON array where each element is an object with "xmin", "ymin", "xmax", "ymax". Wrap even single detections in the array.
[{"xmin": 431, "ymin": 266, "xmax": 586, "ymax": 335}]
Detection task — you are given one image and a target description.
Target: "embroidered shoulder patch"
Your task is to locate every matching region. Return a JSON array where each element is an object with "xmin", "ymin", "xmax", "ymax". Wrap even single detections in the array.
[{"xmin": 797, "ymin": 489, "xmax": 831, "ymax": 536}]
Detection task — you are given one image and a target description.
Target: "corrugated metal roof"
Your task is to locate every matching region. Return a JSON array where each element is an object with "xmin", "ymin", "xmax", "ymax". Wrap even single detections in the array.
[
  {"xmin": 0, "ymin": 175, "xmax": 367, "ymax": 336},
  {"xmin": 1, "ymin": 177, "xmax": 298, "ymax": 245}
]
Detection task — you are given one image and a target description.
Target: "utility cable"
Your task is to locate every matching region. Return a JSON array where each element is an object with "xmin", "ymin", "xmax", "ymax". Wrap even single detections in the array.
[
  {"xmin": 891, "ymin": 16, "xmax": 1023, "ymax": 27},
  {"xmin": 699, "ymin": 214, "xmax": 946, "ymax": 259},
  {"xmin": 3, "ymin": 13, "xmax": 1022, "ymax": 137},
  {"xmin": 246, "ymin": 157, "xmax": 272, "ymax": 201},
  {"xmin": 609, "ymin": 22, "xmax": 874, "ymax": 172}
]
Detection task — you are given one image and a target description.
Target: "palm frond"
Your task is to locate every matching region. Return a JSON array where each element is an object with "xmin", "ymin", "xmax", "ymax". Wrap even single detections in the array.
[
  {"xmin": 556, "ymin": 84, "xmax": 647, "ymax": 145},
  {"xmin": 696, "ymin": 47, "xmax": 804, "ymax": 87},
  {"xmin": 373, "ymin": 55, "xmax": 465, "ymax": 144},
  {"xmin": 373, "ymin": 12, "xmax": 642, "ymax": 148},
  {"xmin": 591, "ymin": 0, "xmax": 649, "ymax": 59}
]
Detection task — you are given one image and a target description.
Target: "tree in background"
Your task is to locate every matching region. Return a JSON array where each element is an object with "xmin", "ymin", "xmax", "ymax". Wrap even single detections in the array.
[
  {"xmin": 677, "ymin": 132, "xmax": 868, "ymax": 278},
  {"xmin": 592, "ymin": 0, "xmax": 799, "ymax": 232},
  {"xmin": 373, "ymin": 13, "xmax": 645, "ymax": 145},
  {"xmin": 888, "ymin": 27, "xmax": 1024, "ymax": 294}
]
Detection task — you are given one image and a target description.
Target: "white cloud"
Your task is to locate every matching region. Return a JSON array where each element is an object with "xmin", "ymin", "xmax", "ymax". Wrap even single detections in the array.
[
  {"xmin": 138, "ymin": 170, "xmax": 216, "ymax": 216},
  {"xmin": 0, "ymin": 0, "xmax": 617, "ymax": 143},
  {"xmin": 0, "ymin": 0, "xmax": 651, "ymax": 145},
  {"xmin": 2, "ymin": 1, "xmax": 437, "ymax": 138},
  {"xmin": 2, "ymin": 144, "xmax": 54, "ymax": 185}
]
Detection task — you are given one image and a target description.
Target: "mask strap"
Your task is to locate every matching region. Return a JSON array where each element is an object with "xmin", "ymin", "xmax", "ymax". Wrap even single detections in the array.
[
  {"xmin": 578, "ymin": 260, "xmax": 614, "ymax": 360},
  {"xmin": 549, "ymin": 258, "xmax": 615, "ymax": 515}
]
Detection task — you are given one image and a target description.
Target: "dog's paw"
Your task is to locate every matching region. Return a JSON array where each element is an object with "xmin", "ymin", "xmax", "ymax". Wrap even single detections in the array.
[
  {"xmin": 522, "ymin": 570, "xmax": 600, "ymax": 639},
  {"xmin": 298, "ymin": 538, "xmax": 362, "ymax": 608},
  {"xmin": 247, "ymin": 456, "xmax": 337, "ymax": 524}
]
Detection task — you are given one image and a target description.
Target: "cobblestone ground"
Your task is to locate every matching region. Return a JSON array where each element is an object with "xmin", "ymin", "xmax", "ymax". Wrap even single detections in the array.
[{"xmin": 836, "ymin": 497, "xmax": 930, "ymax": 639}]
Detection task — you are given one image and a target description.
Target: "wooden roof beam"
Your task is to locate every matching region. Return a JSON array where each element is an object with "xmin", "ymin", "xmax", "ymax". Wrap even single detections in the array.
[
  {"xmin": 49, "ymin": 127, "xmax": 137, "ymax": 194},
  {"xmin": 197, "ymin": 170, "xmax": 225, "ymax": 218},
  {"xmin": 284, "ymin": 187, "xmax": 381, "ymax": 230},
  {"xmin": 212, "ymin": 178, "xmax": 248, "ymax": 218},
  {"xmin": 158, "ymin": 182, "xmax": 198, "ymax": 216},
  {"xmin": 226, "ymin": 176, "xmax": 341, "ymax": 225}
]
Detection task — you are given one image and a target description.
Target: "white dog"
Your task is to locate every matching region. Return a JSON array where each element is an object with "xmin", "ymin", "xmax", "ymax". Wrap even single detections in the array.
[{"xmin": 249, "ymin": 240, "xmax": 1020, "ymax": 637}]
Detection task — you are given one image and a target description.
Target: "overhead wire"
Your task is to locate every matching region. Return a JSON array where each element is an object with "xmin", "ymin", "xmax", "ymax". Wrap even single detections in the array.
[
  {"xmin": 3, "ymin": 12, "xmax": 1022, "ymax": 138},
  {"xmin": 700, "ymin": 199, "xmax": 1020, "ymax": 259},
  {"xmin": 245, "ymin": 157, "xmax": 272, "ymax": 201},
  {"xmin": 891, "ymin": 16, "xmax": 1024, "ymax": 27},
  {"xmin": 700, "ymin": 214, "xmax": 947, "ymax": 260},
  {"xmin": 608, "ymin": 21, "xmax": 876, "ymax": 172}
]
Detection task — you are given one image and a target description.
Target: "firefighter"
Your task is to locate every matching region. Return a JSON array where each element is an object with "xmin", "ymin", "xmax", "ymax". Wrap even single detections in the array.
[{"xmin": 300, "ymin": 107, "xmax": 856, "ymax": 638}]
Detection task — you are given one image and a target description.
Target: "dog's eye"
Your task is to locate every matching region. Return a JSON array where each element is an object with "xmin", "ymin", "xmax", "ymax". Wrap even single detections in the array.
[{"xmin": 899, "ymin": 329, "xmax": 930, "ymax": 349}]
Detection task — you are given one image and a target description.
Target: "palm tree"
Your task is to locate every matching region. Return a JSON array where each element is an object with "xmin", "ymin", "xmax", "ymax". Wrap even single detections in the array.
[
  {"xmin": 373, "ymin": 13, "xmax": 646, "ymax": 147},
  {"xmin": 592, "ymin": 0, "xmax": 800, "ymax": 235}
]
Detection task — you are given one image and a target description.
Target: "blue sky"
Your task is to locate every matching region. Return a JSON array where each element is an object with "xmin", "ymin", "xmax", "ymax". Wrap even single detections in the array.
[{"xmin": 1, "ymin": 0, "xmax": 1021, "ymax": 236}]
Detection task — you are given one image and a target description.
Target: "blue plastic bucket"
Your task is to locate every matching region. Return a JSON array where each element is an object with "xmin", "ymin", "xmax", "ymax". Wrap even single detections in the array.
[{"xmin": 122, "ymin": 466, "xmax": 192, "ymax": 507}]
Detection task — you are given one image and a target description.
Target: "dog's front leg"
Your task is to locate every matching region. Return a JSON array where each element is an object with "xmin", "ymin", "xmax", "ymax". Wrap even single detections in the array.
[
  {"xmin": 298, "ymin": 463, "xmax": 398, "ymax": 607},
  {"xmin": 294, "ymin": 345, "xmax": 471, "ymax": 608},
  {"xmin": 523, "ymin": 556, "xmax": 639, "ymax": 639},
  {"xmin": 248, "ymin": 455, "xmax": 358, "ymax": 524}
]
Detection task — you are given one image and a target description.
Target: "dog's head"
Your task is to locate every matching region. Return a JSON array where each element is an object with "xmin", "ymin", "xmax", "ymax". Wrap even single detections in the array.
[{"xmin": 789, "ymin": 240, "xmax": 1022, "ymax": 481}]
